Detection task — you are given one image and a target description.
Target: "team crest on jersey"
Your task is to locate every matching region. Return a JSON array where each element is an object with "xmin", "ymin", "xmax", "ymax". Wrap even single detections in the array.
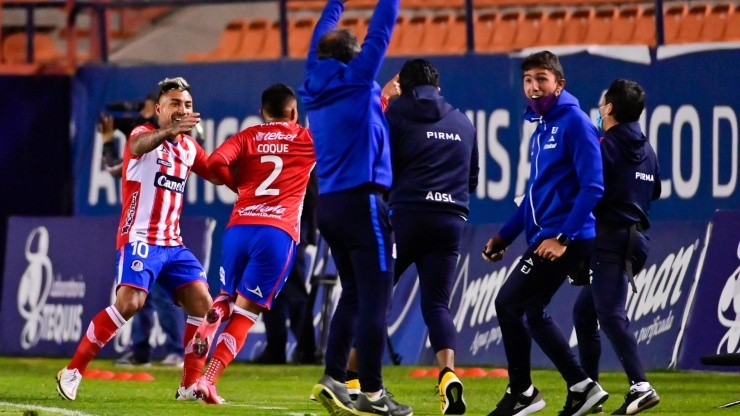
[
  {"xmin": 131, "ymin": 260, "xmax": 144, "ymax": 272},
  {"xmin": 551, "ymin": 126, "xmax": 559, "ymax": 134}
]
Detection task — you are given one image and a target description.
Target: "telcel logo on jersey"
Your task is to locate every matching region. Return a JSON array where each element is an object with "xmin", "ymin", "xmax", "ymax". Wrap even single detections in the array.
[
  {"xmin": 155, "ymin": 172, "xmax": 186, "ymax": 193},
  {"xmin": 18, "ymin": 227, "xmax": 84, "ymax": 349},
  {"xmin": 255, "ymin": 131, "xmax": 297, "ymax": 141}
]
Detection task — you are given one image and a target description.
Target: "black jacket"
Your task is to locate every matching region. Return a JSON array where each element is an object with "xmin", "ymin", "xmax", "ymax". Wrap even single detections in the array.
[
  {"xmin": 385, "ymin": 85, "xmax": 478, "ymax": 216},
  {"xmin": 595, "ymin": 121, "xmax": 661, "ymax": 229}
]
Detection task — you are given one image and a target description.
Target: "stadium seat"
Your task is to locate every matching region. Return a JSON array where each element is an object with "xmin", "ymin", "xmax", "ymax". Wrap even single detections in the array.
[
  {"xmin": 1, "ymin": 31, "xmax": 65, "ymax": 65},
  {"xmin": 663, "ymin": 3, "xmax": 688, "ymax": 43},
  {"xmin": 488, "ymin": 9, "xmax": 523, "ymax": 52},
  {"xmin": 700, "ymin": 3, "xmax": 733, "ymax": 42},
  {"xmin": 724, "ymin": 5, "xmax": 740, "ymax": 41},
  {"xmin": 474, "ymin": 11, "xmax": 498, "ymax": 52},
  {"xmin": 537, "ymin": 9, "xmax": 568, "ymax": 46},
  {"xmin": 583, "ymin": 6, "xmax": 616, "ymax": 45},
  {"xmin": 560, "ymin": 7, "xmax": 593, "ymax": 45},
  {"xmin": 288, "ymin": 17, "xmax": 317, "ymax": 58},
  {"xmin": 421, "ymin": 14, "xmax": 451, "ymax": 54},
  {"xmin": 608, "ymin": 5, "xmax": 640, "ymax": 44},
  {"xmin": 233, "ymin": 19, "xmax": 270, "ymax": 60},
  {"xmin": 184, "ymin": 19, "xmax": 246, "ymax": 62},
  {"xmin": 674, "ymin": 3, "xmax": 709, "ymax": 43},
  {"xmin": 631, "ymin": 4, "xmax": 656, "ymax": 45},
  {"xmin": 443, "ymin": 14, "xmax": 469, "ymax": 53},
  {"xmin": 511, "ymin": 9, "xmax": 544, "ymax": 50},
  {"xmin": 256, "ymin": 20, "xmax": 282, "ymax": 59}
]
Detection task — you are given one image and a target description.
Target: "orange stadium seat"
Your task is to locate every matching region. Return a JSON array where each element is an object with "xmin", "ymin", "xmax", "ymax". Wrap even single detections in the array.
[
  {"xmin": 443, "ymin": 14, "xmax": 469, "ymax": 53},
  {"xmin": 560, "ymin": 7, "xmax": 593, "ymax": 45},
  {"xmin": 393, "ymin": 15, "xmax": 429, "ymax": 56},
  {"xmin": 674, "ymin": 3, "xmax": 709, "ymax": 43},
  {"xmin": 474, "ymin": 11, "xmax": 498, "ymax": 52},
  {"xmin": 511, "ymin": 9, "xmax": 544, "ymax": 50},
  {"xmin": 632, "ymin": 4, "xmax": 656, "ymax": 45},
  {"xmin": 387, "ymin": 17, "xmax": 406, "ymax": 55},
  {"xmin": 723, "ymin": 5, "xmax": 739, "ymax": 40},
  {"xmin": 583, "ymin": 6, "xmax": 616, "ymax": 45},
  {"xmin": 184, "ymin": 19, "xmax": 246, "ymax": 62},
  {"xmin": 2, "ymin": 31, "xmax": 65, "ymax": 65},
  {"xmin": 608, "ymin": 5, "xmax": 640, "ymax": 44},
  {"xmin": 699, "ymin": 3, "xmax": 733, "ymax": 42},
  {"xmin": 257, "ymin": 20, "xmax": 283, "ymax": 59},
  {"xmin": 663, "ymin": 3, "xmax": 688, "ymax": 43},
  {"xmin": 488, "ymin": 9, "xmax": 522, "ymax": 52},
  {"xmin": 232, "ymin": 19, "xmax": 269, "ymax": 60},
  {"xmin": 421, "ymin": 14, "xmax": 452, "ymax": 54},
  {"xmin": 288, "ymin": 17, "xmax": 317, "ymax": 58},
  {"xmin": 537, "ymin": 9, "xmax": 568, "ymax": 46}
]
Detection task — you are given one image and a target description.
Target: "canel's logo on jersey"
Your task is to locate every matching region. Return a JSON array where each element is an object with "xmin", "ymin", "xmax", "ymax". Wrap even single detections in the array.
[
  {"xmin": 154, "ymin": 172, "xmax": 186, "ymax": 194},
  {"xmin": 17, "ymin": 227, "xmax": 84, "ymax": 349},
  {"xmin": 716, "ymin": 241, "xmax": 740, "ymax": 354}
]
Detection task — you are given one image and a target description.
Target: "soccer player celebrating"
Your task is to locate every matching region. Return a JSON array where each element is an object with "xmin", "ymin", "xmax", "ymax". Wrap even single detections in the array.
[
  {"xmin": 56, "ymin": 76, "xmax": 223, "ymax": 401},
  {"xmin": 190, "ymin": 84, "xmax": 315, "ymax": 404}
]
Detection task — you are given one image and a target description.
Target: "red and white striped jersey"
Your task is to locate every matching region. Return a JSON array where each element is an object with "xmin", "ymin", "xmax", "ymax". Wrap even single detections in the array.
[
  {"xmin": 116, "ymin": 123, "xmax": 210, "ymax": 249},
  {"xmin": 211, "ymin": 121, "xmax": 315, "ymax": 241}
]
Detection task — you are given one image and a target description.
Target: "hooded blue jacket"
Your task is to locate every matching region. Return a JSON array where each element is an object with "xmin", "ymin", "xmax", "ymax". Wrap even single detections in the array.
[
  {"xmin": 385, "ymin": 85, "xmax": 479, "ymax": 216},
  {"xmin": 499, "ymin": 90, "xmax": 604, "ymax": 245},
  {"xmin": 299, "ymin": 0, "xmax": 399, "ymax": 194},
  {"xmin": 595, "ymin": 121, "xmax": 661, "ymax": 229}
]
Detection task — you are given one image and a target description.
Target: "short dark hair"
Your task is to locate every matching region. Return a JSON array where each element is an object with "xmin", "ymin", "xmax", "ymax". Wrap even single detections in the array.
[
  {"xmin": 521, "ymin": 50, "xmax": 564, "ymax": 80},
  {"xmin": 261, "ymin": 83, "xmax": 296, "ymax": 119},
  {"xmin": 604, "ymin": 79, "xmax": 645, "ymax": 123},
  {"xmin": 399, "ymin": 59, "xmax": 440, "ymax": 93},
  {"xmin": 157, "ymin": 76, "xmax": 190, "ymax": 100},
  {"xmin": 317, "ymin": 29, "xmax": 359, "ymax": 64}
]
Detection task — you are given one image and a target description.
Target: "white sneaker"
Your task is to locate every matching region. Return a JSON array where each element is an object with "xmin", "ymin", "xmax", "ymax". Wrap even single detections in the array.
[
  {"xmin": 56, "ymin": 368, "xmax": 82, "ymax": 400},
  {"xmin": 175, "ymin": 383, "xmax": 199, "ymax": 401},
  {"xmin": 161, "ymin": 354, "xmax": 184, "ymax": 367}
]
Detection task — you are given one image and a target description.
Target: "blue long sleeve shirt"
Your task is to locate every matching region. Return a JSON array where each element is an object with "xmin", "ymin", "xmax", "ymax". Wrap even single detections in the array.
[
  {"xmin": 299, "ymin": 0, "xmax": 399, "ymax": 194},
  {"xmin": 499, "ymin": 90, "xmax": 604, "ymax": 245}
]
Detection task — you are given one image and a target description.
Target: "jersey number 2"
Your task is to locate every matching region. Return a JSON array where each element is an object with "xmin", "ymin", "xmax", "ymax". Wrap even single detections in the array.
[{"xmin": 255, "ymin": 155, "xmax": 283, "ymax": 196}]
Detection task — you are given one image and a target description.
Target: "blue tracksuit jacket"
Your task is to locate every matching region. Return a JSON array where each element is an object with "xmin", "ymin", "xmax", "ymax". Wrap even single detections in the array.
[
  {"xmin": 299, "ymin": 0, "xmax": 399, "ymax": 194},
  {"xmin": 499, "ymin": 90, "xmax": 604, "ymax": 245},
  {"xmin": 385, "ymin": 85, "xmax": 479, "ymax": 216}
]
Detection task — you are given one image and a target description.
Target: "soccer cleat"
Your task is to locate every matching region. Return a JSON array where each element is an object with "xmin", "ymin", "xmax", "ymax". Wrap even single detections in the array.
[
  {"xmin": 311, "ymin": 374, "xmax": 355, "ymax": 416},
  {"xmin": 56, "ymin": 368, "xmax": 82, "ymax": 401},
  {"xmin": 592, "ymin": 405, "xmax": 604, "ymax": 414},
  {"xmin": 438, "ymin": 371, "xmax": 466, "ymax": 414},
  {"xmin": 160, "ymin": 353, "xmax": 184, "ymax": 367},
  {"xmin": 175, "ymin": 383, "xmax": 199, "ymax": 401},
  {"xmin": 346, "ymin": 378, "xmax": 361, "ymax": 401},
  {"xmin": 611, "ymin": 388, "xmax": 659, "ymax": 415},
  {"xmin": 353, "ymin": 391, "xmax": 413, "ymax": 416},
  {"xmin": 195, "ymin": 377, "xmax": 226, "ymax": 405},
  {"xmin": 558, "ymin": 382, "xmax": 609, "ymax": 416},
  {"xmin": 487, "ymin": 386, "xmax": 545, "ymax": 416},
  {"xmin": 114, "ymin": 351, "xmax": 152, "ymax": 367},
  {"xmin": 193, "ymin": 308, "xmax": 222, "ymax": 357}
]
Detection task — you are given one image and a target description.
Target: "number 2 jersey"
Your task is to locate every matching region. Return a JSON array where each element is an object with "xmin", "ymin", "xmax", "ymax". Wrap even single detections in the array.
[
  {"xmin": 210, "ymin": 121, "xmax": 315, "ymax": 242},
  {"xmin": 117, "ymin": 123, "xmax": 212, "ymax": 250}
]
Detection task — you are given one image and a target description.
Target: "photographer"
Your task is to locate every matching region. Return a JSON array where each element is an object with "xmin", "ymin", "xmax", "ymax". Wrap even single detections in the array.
[{"xmin": 99, "ymin": 92, "xmax": 158, "ymax": 177}]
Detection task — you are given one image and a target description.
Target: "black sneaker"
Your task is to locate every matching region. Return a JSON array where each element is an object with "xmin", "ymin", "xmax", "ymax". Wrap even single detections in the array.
[
  {"xmin": 311, "ymin": 374, "xmax": 355, "ymax": 416},
  {"xmin": 611, "ymin": 388, "xmax": 659, "ymax": 415},
  {"xmin": 558, "ymin": 382, "xmax": 609, "ymax": 416},
  {"xmin": 353, "ymin": 391, "xmax": 413, "ymax": 416},
  {"xmin": 488, "ymin": 386, "xmax": 545, "ymax": 416}
]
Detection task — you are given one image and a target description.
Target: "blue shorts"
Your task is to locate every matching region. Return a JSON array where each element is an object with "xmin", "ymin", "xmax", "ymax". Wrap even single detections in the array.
[
  {"xmin": 220, "ymin": 225, "xmax": 296, "ymax": 310},
  {"xmin": 116, "ymin": 243, "xmax": 207, "ymax": 301}
]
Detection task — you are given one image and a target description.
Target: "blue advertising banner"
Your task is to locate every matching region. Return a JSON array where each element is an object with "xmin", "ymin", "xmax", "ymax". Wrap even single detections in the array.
[
  {"xmin": 404, "ymin": 221, "xmax": 707, "ymax": 370},
  {"xmin": 0, "ymin": 216, "xmax": 214, "ymax": 358},
  {"xmin": 676, "ymin": 210, "xmax": 740, "ymax": 371}
]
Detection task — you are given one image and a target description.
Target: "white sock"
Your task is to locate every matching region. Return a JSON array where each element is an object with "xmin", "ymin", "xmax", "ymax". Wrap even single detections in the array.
[
  {"xmin": 631, "ymin": 382, "xmax": 651, "ymax": 392},
  {"xmin": 522, "ymin": 385, "xmax": 534, "ymax": 396},
  {"xmin": 366, "ymin": 390, "xmax": 383, "ymax": 400},
  {"xmin": 570, "ymin": 378, "xmax": 593, "ymax": 392}
]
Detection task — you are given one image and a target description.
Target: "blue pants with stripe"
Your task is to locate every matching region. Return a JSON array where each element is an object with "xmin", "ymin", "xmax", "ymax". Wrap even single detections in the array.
[{"xmin": 317, "ymin": 186, "xmax": 395, "ymax": 393}]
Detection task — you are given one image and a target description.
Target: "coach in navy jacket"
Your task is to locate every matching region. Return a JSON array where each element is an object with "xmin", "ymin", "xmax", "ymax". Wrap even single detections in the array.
[
  {"xmin": 300, "ymin": 0, "xmax": 412, "ymax": 415},
  {"xmin": 573, "ymin": 79, "xmax": 662, "ymax": 416},
  {"xmin": 384, "ymin": 58, "xmax": 477, "ymax": 415}
]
